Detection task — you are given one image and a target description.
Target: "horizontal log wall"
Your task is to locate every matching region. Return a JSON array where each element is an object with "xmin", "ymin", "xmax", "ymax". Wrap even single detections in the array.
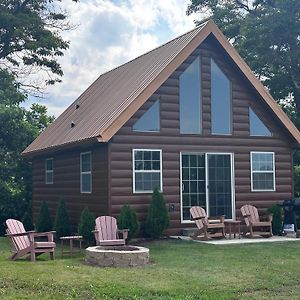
[
  {"xmin": 109, "ymin": 35, "xmax": 295, "ymax": 235},
  {"xmin": 32, "ymin": 144, "xmax": 108, "ymax": 230}
]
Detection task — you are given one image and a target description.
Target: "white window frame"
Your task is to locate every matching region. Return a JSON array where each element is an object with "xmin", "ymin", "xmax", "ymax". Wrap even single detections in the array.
[
  {"xmin": 132, "ymin": 149, "xmax": 163, "ymax": 194},
  {"xmin": 45, "ymin": 158, "xmax": 53, "ymax": 184},
  {"xmin": 250, "ymin": 151, "xmax": 276, "ymax": 192},
  {"xmin": 80, "ymin": 152, "xmax": 92, "ymax": 194}
]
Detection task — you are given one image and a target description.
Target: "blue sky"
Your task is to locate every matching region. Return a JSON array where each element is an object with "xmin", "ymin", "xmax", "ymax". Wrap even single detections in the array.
[{"xmin": 27, "ymin": 0, "xmax": 197, "ymax": 116}]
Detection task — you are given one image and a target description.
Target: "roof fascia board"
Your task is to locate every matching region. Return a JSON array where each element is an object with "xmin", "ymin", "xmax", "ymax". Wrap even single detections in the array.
[
  {"xmin": 208, "ymin": 21, "xmax": 300, "ymax": 144},
  {"xmin": 100, "ymin": 22, "xmax": 213, "ymax": 142}
]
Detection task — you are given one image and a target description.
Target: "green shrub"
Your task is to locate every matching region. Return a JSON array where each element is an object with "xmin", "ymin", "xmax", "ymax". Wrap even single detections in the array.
[
  {"xmin": 294, "ymin": 165, "xmax": 300, "ymax": 197},
  {"xmin": 78, "ymin": 207, "xmax": 95, "ymax": 245},
  {"xmin": 22, "ymin": 211, "xmax": 34, "ymax": 231},
  {"xmin": 145, "ymin": 188, "xmax": 169, "ymax": 239},
  {"xmin": 54, "ymin": 199, "xmax": 71, "ymax": 239},
  {"xmin": 36, "ymin": 201, "xmax": 53, "ymax": 232},
  {"xmin": 117, "ymin": 204, "xmax": 139, "ymax": 241},
  {"xmin": 267, "ymin": 204, "xmax": 283, "ymax": 235}
]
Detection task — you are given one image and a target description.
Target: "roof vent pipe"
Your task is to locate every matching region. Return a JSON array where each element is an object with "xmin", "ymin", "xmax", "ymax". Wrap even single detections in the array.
[{"xmin": 71, "ymin": 122, "xmax": 75, "ymax": 128}]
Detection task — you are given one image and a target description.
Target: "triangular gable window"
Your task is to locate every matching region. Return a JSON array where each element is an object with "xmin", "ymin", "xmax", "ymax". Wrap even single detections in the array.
[
  {"xmin": 249, "ymin": 108, "xmax": 272, "ymax": 136},
  {"xmin": 133, "ymin": 100, "xmax": 160, "ymax": 132}
]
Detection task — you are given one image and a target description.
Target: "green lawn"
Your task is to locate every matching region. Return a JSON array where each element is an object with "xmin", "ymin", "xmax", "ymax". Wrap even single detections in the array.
[{"xmin": 1, "ymin": 237, "xmax": 300, "ymax": 299}]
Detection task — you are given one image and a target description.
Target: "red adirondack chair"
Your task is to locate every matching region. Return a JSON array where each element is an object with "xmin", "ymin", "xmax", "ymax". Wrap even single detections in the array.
[
  {"xmin": 240, "ymin": 204, "xmax": 273, "ymax": 237},
  {"xmin": 93, "ymin": 216, "xmax": 129, "ymax": 246},
  {"xmin": 190, "ymin": 206, "xmax": 225, "ymax": 240},
  {"xmin": 5, "ymin": 219, "xmax": 56, "ymax": 262}
]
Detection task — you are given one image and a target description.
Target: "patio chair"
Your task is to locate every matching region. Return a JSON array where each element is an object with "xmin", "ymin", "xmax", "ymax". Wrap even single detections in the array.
[
  {"xmin": 240, "ymin": 204, "xmax": 273, "ymax": 238},
  {"xmin": 93, "ymin": 216, "xmax": 129, "ymax": 246},
  {"xmin": 5, "ymin": 219, "xmax": 56, "ymax": 262},
  {"xmin": 190, "ymin": 206, "xmax": 225, "ymax": 240}
]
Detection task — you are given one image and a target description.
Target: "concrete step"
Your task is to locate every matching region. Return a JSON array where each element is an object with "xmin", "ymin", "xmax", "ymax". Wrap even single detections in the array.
[{"xmin": 182, "ymin": 228, "xmax": 198, "ymax": 237}]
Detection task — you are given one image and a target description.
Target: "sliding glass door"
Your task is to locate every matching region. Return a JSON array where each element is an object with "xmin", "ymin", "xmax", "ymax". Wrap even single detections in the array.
[{"xmin": 180, "ymin": 153, "xmax": 234, "ymax": 222}]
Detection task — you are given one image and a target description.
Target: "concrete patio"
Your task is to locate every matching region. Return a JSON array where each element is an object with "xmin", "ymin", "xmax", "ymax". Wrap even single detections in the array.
[{"xmin": 170, "ymin": 235, "xmax": 300, "ymax": 245}]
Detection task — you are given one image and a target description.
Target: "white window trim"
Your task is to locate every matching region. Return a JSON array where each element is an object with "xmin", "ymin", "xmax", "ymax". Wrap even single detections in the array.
[
  {"xmin": 250, "ymin": 151, "xmax": 276, "ymax": 192},
  {"xmin": 180, "ymin": 152, "xmax": 235, "ymax": 224},
  {"xmin": 132, "ymin": 149, "xmax": 163, "ymax": 194},
  {"xmin": 45, "ymin": 158, "xmax": 53, "ymax": 184},
  {"xmin": 80, "ymin": 151, "xmax": 92, "ymax": 194}
]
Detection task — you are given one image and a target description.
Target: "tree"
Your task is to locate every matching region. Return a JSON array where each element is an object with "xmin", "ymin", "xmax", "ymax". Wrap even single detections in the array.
[
  {"xmin": 54, "ymin": 199, "xmax": 71, "ymax": 239},
  {"xmin": 118, "ymin": 204, "xmax": 139, "ymax": 242},
  {"xmin": 78, "ymin": 207, "xmax": 95, "ymax": 246},
  {"xmin": 187, "ymin": 0, "xmax": 300, "ymax": 123},
  {"xmin": 0, "ymin": 0, "xmax": 78, "ymax": 91},
  {"xmin": 145, "ymin": 189, "xmax": 169, "ymax": 239},
  {"xmin": 36, "ymin": 201, "xmax": 52, "ymax": 232},
  {"xmin": 0, "ymin": 69, "xmax": 53, "ymax": 234}
]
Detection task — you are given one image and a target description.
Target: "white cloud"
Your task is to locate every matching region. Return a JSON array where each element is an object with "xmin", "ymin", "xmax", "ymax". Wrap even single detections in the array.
[{"xmin": 30, "ymin": 0, "xmax": 195, "ymax": 116}]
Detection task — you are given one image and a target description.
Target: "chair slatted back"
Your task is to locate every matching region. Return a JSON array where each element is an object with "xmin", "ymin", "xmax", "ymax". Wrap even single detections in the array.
[
  {"xmin": 240, "ymin": 205, "xmax": 260, "ymax": 226},
  {"xmin": 190, "ymin": 206, "xmax": 208, "ymax": 230},
  {"xmin": 95, "ymin": 216, "xmax": 118, "ymax": 241},
  {"xmin": 6, "ymin": 219, "xmax": 30, "ymax": 251}
]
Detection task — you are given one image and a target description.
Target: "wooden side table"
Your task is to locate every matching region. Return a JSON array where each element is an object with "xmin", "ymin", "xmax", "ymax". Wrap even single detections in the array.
[
  {"xmin": 224, "ymin": 220, "xmax": 241, "ymax": 239},
  {"xmin": 60, "ymin": 235, "xmax": 83, "ymax": 256}
]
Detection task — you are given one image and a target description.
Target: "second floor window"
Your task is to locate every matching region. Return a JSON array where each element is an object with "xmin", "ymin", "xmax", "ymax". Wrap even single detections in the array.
[
  {"xmin": 45, "ymin": 158, "xmax": 53, "ymax": 184},
  {"xmin": 80, "ymin": 152, "xmax": 92, "ymax": 193}
]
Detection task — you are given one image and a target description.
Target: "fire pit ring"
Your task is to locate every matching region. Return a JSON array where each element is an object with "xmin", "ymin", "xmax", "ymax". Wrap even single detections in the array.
[{"xmin": 85, "ymin": 245, "xmax": 149, "ymax": 267}]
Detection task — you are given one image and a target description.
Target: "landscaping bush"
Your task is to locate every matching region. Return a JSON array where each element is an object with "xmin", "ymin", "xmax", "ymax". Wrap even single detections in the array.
[
  {"xmin": 267, "ymin": 204, "xmax": 283, "ymax": 235},
  {"xmin": 36, "ymin": 201, "xmax": 53, "ymax": 232},
  {"xmin": 54, "ymin": 199, "xmax": 71, "ymax": 239},
  {"xmin": 145, "ymin": 188, "xmax": 169, "ymax": 239},
  {"xmin": 117, "ymin": 204, "xmax": 139, "ymax": 241},
  {"xmin": 22, "ymin": 211, "xmax": 34, "ymax": 231},
  {"xmin": 78, "ymin": 207, "xmax": 95, "ymax": 245}
]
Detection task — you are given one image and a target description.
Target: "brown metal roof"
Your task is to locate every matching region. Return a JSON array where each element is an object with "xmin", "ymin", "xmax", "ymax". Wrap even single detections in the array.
[{"xmin": 23, "ymin": 20, "xmax": 300, "ymax": 156}]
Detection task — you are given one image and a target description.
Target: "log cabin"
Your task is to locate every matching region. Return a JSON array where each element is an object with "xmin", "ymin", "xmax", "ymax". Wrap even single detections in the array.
[{"xmin": 23, "ymin": 20, "xmax": 300, "ymax": 235}]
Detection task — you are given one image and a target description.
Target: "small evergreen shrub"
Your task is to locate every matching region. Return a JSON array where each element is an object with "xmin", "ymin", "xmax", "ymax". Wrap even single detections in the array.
[
  {"xmin": 145, "ymin": 188, "xmax": 169, "ymax": 239},
  {"xmin": 54, "ymin": 199, "xmax": 71, "ymax": 239},
  {"xmin": 267, "ymin": 204, "xmax": 283, "ymax": 235},
  {"xmin": 78, "ymin": 207, "xmax": 95, "ymax": 245},
  {"xmin": 118, "ymin": 204, "xmax": 139, "ymax": 241},
  {"xmin": 36, "ymin": 201, "xmax": 53, "ymax": 232},
  {"xmin": 22, "ymin": 211, "xmax": 34, "ymax": 231}
]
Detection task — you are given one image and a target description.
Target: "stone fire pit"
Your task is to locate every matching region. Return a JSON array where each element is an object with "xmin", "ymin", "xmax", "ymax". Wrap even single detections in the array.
[{"xmin": 85, "ymin": 245, "xmax": 149, "ymax": 267}]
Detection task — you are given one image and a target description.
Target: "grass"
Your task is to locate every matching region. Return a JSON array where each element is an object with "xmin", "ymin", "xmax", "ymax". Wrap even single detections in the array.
[{"xmin": 1, "ymin": 237, "xmax": 300, "ymax": 299}]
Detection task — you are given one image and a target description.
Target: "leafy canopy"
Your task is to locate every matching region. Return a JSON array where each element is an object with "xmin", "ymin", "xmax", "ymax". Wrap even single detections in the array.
[{"xmin": 187, "ymin": 0, "xmax": 300, "ymax": 120}]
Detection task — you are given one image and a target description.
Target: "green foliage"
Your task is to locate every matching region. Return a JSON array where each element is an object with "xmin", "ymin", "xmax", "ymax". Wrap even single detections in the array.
[
  {"xmin": 78, "ymin": 207, "xmax": 95, "ymax": 245},
  {"xmin": 117, "ymin": 204, "xmax": 139, "ymax": 241},
  {"xmin": 0, "ymin": 70, "xmax": 54, "ymax": 235},
  {"xmin": 145, "ymin": 189, "xmax": 169, "ymax": 239},
  {"xmin": 294, "ymin": 165, "xmax": 300, "ymax": 197},
  {"xmin": 187, "ymin": 0, "xmax": 300, "ymax": 122},
  {"xmin": 0, "ymin": 0, "xmax": 78, "ymax": 87},
  {"xmin": 267, "ymin": 205, "xmax": 282, "ymax": 235},
  {"xmin": 22, "ymin": 211, "xmax": 34, "ymax": 231},
  {"xmin": 36, "ymin": 201, "xmax": 53, "ymax": 232},
  {"xmin": 54, "ymin": 199, "xmax": 71, "ymax": 239}
]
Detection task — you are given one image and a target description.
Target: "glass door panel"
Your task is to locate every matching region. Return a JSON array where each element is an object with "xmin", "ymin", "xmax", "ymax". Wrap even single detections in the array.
[
  {"xmin": 181, "ymin": 153, "xmax": 206, "ymax": 221},
  {"xmin": 207, "ymin": 154, "xmax": 233, "ymax": 219}
]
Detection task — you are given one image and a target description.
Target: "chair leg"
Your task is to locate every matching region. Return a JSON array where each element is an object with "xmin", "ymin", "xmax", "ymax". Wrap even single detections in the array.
[
  {"xmin": 50, "ymin": 251, "xmax": 54, "ymax": 260},
  {"xmin": 30, "ymin": 250, "xmax": 36, "ymax": 262}
]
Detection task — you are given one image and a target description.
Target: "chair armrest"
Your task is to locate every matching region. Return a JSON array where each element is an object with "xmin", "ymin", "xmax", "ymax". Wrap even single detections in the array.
[
  {"xmin": 260, "ymin": 214, "xmax": 273, "ymax": 222},
  {"xmin": 208, "ymin": 215, "xmax": 225, "ymax": 223},
  {"xmin": 34, "ymin": 231, "xmax": 56, "ymax": 237},
  {"xmin": 117, "ymin": 229, "xmax": 129, "ymax": 240},
  {"xmin": 92, "ymin": 230, "xmax": 98, "ymax": 233},
  {"xmin": 191, "ymin": 216, "xmax": 206, "ymax": 221},
  {"xmin": 5, "ymin": 231, "xmax": 35, "ymax": 237}
]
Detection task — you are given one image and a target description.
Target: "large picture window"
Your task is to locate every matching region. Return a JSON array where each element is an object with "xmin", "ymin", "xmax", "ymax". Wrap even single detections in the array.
[
  {"xmin": 45, "ymin": 158, "xmax": 53, "ymax": 184},
  {"xmin": 211, "ymin": 59, "xmax": 232, "ymax": 135},
  {"xmin": 179, "ymin": 56, "xmax": 201, "ymax": 134},
  {"xmin": 251, "ymin": 152, "xmax": 275, "ymax": 191},
  {"xmin": 80, "ymin": 152, "xmax": 92, "ymax": 193},
  {"xmin": 133, "ymin": 149, "xmax": 162, "ymax": 193}
]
